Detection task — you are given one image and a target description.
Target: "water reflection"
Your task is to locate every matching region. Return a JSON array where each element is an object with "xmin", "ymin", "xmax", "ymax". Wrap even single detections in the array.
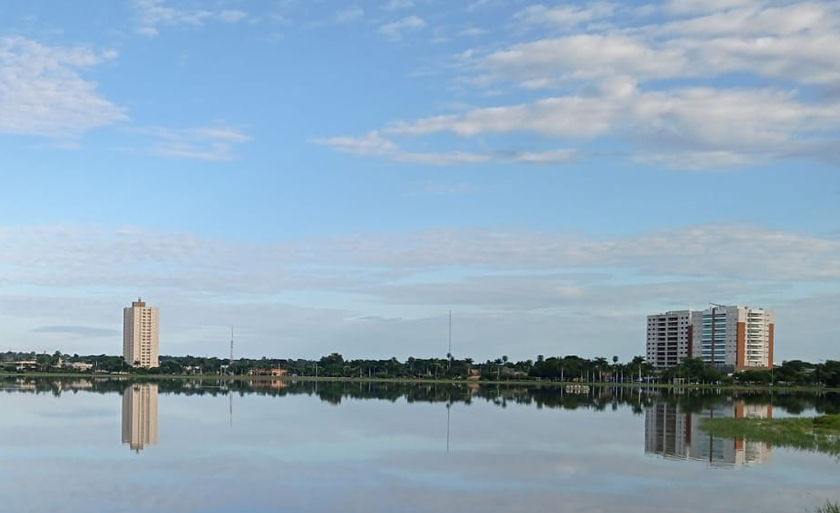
[
  {"xmin": 121, "ymin": 383, "xmax": 159, "ymax": 453},
  {"xmin": 2, "ymin": 376, "xmax": 839, "ymax": 461},
  {"xmin": 2, "ymin": 377, "xmax": 839, "ymax": 513},
  {"xmin": 645, "ymin": 401, "xmax": 772, "ymax": 467}
]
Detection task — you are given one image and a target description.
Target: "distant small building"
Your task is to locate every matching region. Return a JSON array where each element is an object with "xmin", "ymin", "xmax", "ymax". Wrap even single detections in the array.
[
  {"xmin": 249, "ymin": 367, "xmax": 287, "ymax": 377},
  {"xmin": 12, "ymin": 360, "xmax": 38, "ymax": 371},
  {"xmin": 64, "ymin": 362, "xmax": 93, "ymax": 372}
]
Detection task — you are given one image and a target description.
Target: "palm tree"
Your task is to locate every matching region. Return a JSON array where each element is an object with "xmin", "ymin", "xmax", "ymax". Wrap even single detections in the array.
[
  {"xmin": 631, "ymin": 355, "xmax": 646, "ymax": 382},
  {"xmin": 594, "ymin": 357, "xmax": 608, "ymax": 383}
]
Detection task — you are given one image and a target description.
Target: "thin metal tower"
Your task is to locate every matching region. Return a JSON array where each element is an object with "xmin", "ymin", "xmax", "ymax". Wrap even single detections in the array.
[
  {"xmin": 448, "ymin": 310, "xmax": 452, "ymax": 357},
  {"xmin": 229, "ymin": 327, "xmax": 234, "ymax": 374},
  {"xmin": 446, "ymin": 402, "xmax": 451, "ymax": 453},
  {"xmin": 447, "ymin": 310, "xmax": 452, "ymax": 371}
]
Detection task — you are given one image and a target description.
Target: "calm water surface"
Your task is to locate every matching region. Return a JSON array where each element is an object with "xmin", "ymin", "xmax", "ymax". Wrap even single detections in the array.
[{"xmin": 1, "ymin": 379, "xmax": 838, "ymax": 513}]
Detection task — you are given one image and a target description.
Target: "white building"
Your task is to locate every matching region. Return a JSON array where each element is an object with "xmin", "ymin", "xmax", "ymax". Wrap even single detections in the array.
[
  {"xmin": 690, "ymin": 305, "xmax": 775, "ymax": 370},
  {"xmin": 647, "ymin": 305, "xmax": 775, "ymax": 370},
  {"xmin": 646, "ymin": 310, "xmax": 694, "ymax": 368},
  {"xmin": 123, "ymin": 299, "xmax": 160, "ymax": 368}
]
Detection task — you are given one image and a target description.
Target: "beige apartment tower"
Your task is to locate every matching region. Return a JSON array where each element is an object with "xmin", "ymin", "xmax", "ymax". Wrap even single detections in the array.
[{"xmin": 123, "ymin": 299, "xmax": 160, "ymax": 368}]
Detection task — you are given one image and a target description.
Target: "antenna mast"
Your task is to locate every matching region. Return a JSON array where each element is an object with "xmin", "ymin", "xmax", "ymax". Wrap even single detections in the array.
[
  {"xmin": 448, "ymin": 310, "xmax": 452, "ymax": 357},
  {"xmin": 230, "ymin": 327, "xmax": 234, "ymax": 375}
]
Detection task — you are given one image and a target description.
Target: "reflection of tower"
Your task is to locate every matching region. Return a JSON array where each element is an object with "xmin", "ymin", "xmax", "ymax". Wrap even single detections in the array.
[
  {"xmin": 446, "ymin": 401, "xmax": 451, "ymax": 453},
  {"xmin": 645, "ymin": 400, "xmax": 772, "ymax": 467},
  {"xmin": 122, "ymin": 383, "xmax": 159, "ymax": 453},
  {"xmin": 645, "ymin": 402, "xmax": 692, "ymax": 459}
]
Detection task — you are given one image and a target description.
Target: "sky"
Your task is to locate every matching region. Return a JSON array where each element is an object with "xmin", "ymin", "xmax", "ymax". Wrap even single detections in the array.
[{"xmin": 0, "ymin": 0, "xmax": 838, "ymax": 363}]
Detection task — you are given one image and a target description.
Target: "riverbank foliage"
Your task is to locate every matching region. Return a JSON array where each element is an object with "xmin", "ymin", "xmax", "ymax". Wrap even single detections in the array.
[
  {"xmin": 816, "ymin": 502, "xmax": 840, "ymax": 513},
  {"xmin": 2, "ymin": 351, "xmax": 839, "ymax": 389},
  {"xmin": 702, "ymin": 415, "xmax": 840, "ymax": 458}
]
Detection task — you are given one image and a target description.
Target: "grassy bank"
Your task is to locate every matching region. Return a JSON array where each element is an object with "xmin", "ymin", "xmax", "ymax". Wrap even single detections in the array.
[
  {"xmin": 702, "ymin": 414, "xmax": 840, "ymax": 458},
  {"xmin": 817, "ymin": 502, "xmax": 840, "ymax": 513}
]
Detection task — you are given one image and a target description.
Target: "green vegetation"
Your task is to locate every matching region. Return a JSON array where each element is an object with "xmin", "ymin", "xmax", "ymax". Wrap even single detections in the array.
[
  {"xmin": 702, "ymin": 414, "xmax": 840, "ymax": 458},
  {"xmin": 2, "ymin": 350, "xmax": 839, "ymax": 390},
  {"xmin": 815, "ymin": 501, "xmax": 840, "ymax": 513}
]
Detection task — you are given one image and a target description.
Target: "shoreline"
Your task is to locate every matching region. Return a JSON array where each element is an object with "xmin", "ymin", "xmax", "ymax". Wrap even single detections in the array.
[{"xmin": 2, "ymin": 372, "xmax": 838, "ymax": 392}]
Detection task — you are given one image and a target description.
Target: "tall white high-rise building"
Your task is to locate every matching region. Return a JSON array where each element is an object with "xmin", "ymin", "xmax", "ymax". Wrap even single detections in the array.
[
  {"xmin": 123, "ymin": 299, "xmax": 159, "ymax": 368},
  {"xmin": 690, "ymin": 305, "xmax": 775, "ymax": 370}
]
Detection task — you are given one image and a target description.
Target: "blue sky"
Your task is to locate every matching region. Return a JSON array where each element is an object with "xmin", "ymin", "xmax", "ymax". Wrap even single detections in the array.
[{"xmin": 0, "ymin": 0, "xmax": 838, "ymax": 362}]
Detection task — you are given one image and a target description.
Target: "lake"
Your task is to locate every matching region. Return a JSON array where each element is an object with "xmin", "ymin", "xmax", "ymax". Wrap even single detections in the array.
[{"xmin": 1, "ymin": 378, "xmax": 838, "ymax": 513}]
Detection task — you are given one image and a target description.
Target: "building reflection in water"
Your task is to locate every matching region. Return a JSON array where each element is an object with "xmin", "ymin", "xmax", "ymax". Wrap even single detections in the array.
[
  {"xmin": 122, "ymin": 383, "xmax": 159, "ymax": 453},
  {"xmin": 645, "ymin": 401, "xmax": 772, "ymax": 467}
]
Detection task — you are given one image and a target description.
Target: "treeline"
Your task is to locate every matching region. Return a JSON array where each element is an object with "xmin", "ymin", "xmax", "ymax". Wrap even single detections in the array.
[{"xmin": 2, "ymin": 351, "xmax": 839, "ymax": 388}]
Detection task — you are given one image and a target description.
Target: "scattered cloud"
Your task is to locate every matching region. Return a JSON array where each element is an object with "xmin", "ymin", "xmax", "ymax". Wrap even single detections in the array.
[
  {"xmin": 217, "ymin": 9, "xmax": 249, "ymax": 23},
  {"xmin": 379, "ymin": 15, "xmax": 426, "ymax": 40},
  {"xmin": 133, "ymin": 0, "xmax": 249, "ymax": 37},
  {"xmin": 314, "ymin": 131, "xmax": 577, "ymax": 165},
  {"xmin": 334, "ymin": 6, "xmax": 365, "ymax": 23},
  {"xmin": 513, "ymin": 3, "xmax": 618, "ymax": 29},
  {"xmin": 1, "ymin": 223, "xmax": 838, "ymax": 359},
  {"xmin": 0, "ymin": 36, "xmax": 127, "ymax": 139},
  {"xmin": 459, "ymin": 26, "xmax": 488, "ymax": 37},
  {"xmin": 383, "ymin": 0, "xmax": 415, "ymax": 11},
  {"xmin": 136, "ymin": 125, "xmax": 251, "ymax": 161},
  {"xmin": 2, "ymin": 223, "xmax": 838, "ymax": 291},
  {"xmin": 329, "ymin": 81, "xmax": 840, "ymax": 169},
  {"xmin": 319, "ymin": 0, "xmax": 840, "ymax": 170}
]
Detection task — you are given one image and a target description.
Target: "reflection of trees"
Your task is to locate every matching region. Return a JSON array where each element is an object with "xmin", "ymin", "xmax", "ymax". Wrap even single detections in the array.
[{"xmin": 2, "ymin": 377, "xmax": 839, "ymax": 415}]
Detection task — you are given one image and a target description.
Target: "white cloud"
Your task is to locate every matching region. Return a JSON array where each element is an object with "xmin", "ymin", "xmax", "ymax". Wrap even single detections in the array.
[
  {"xmin": 664, "ymin": 0, "xmax": 763, "ymax": 14},
  {"xmin": 6, "ymin": 224, "xmax": 837, "ymax": 294},
  {"xmin": 314, "ymin": 131, "xmax": 397, "ymax": 156},
  {"xmin": 513, "ymin": 148, "xmax": 578, "ymax": 164},
  {"xmin": 334, "ymin": 80, "xmax": 840, "ymax": 169},
  {"xmin": 217, "ymin": 9, "xmax": 249, "ymax": 23},
  {"xmin": 134, "ymin": 0, "xmax": 249, "ymax": 36},
  {"xmin": 479, "ymin": 35, "xmax": 688, "ymax": 83},
  {"xmin": 334, "ymin": 7, "xmax": 365, "ymax": 23},
  {"xmin": 632, "ymin": 150, "xmax": 757, "ymax": 170},
  {"xmin": 1, "ymin": 223, "xmax": 838, "ymax": 359},
  {"xmin": 321, "ymin": 0, "xmax": 840, "ymax": 170},
  {"xmin": 513, "ymin": 3, "xmax": 618, "ymax": 28},
  {"xmin": 379, "ymin": 15, "xmax": 426, "ymax": 39},
  {"xmin": 137, "ymin": 125, "xmax": 251, "ymax": 161},
  {"xmin": 459, "ymin": 27, "xmax": 488, "ymax": 37},
  {"xmin": 315, "ymin": 131, "xmax": 577, "ymax": 165},
  {"xmin": 383, "ymin": 0, "xmax": 415, "ymax": 11},
  {"xmin": 0, "ymin": 36, "xmax": 127, "ymax": 139}
]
